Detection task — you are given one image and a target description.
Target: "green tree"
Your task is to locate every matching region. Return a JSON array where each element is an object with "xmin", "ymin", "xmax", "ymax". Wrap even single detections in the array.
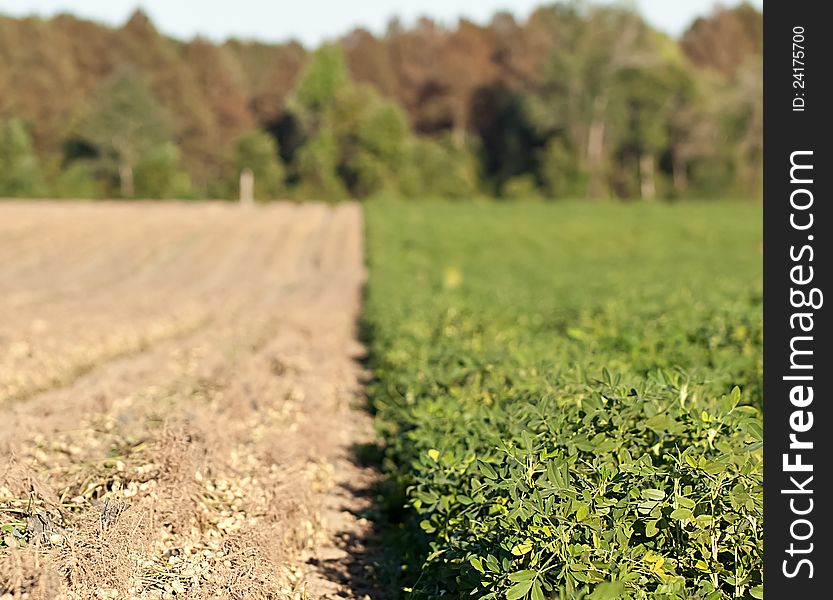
[
  {"xmin": 294, "ymin": 44, "xmax": 349, "ymax": 117},
  {"xmin": 502, "ymin": 174, "xmax": 542, "ymax": 201},
  {"xmin": 522, "ymin": 5, "xmax": 658, "ymax": 198},
  {"xmin": 289, "ymin": 47, "xmax": 417, "ymax": 199},
  {"xmin": 294, "ymin": 130, "xmax": 347, "ymax": 200},
  {"xmin": 538, "ymin": 137, "xmax": 583, "ymax": 199},
  {"xmin": 0, "ymin": 119, "xmax": 44, "ymax": 197},
  {"xmin": 134, "ymin": 142, "xmax": 192, "ymax": 198},
  {"xmin": 52, "ymin": 163, "xmax": 102, "ymax": 199},
  {"xmin": 69, "ymin": 71, "xmax": 171, "ymax": 197},
  {"xmin": 232, "ymin": 130, "xmax": 285, "ymax": 200},
  {"xmin": 288, "ymin": 45, "xmax": 350, "ymax": 199},
  {"xmin": 347, "ymin": 98, "xmax": 411, "ymax": 197},
  {"xmin": 401, "ymin": 137, "xmax": 480, "ymax": 199},
  {"xmin": 607, "ymin": 65, "xmax": 679, "ymax": 199}
]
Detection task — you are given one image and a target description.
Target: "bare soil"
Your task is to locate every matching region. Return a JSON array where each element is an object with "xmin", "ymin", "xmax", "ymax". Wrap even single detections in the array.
[{"xmin": 0, "ymin": 201, "xmax": 381, "ymax": 599}]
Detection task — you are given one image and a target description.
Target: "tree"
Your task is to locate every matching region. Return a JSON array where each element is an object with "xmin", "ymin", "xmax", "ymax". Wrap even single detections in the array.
[
  {"xmin": 69, "ymin": 71, "xmax": 171, "ymax": 197},
  {"xmin": 537, "ymin": 4, "xmax": 654, "ymax": 198},
  {"xmin": 607, "ymin": 63, "xmax": 680, "ymax": 200},
  {"xmin": 232, "ymin": 130, "xmax": 285, "ymax": 200},
  {"xmin": 0, "ymin": 119, "xmax": 44, "ymax": 197},
  {"xmin": 470, "ymin": 84, "xmax": 544, "ymax": 195},
  {"xmin": 294, "ymin": 44, "xmax": 349, "ymax": 117},
  {"xmin": 343, "ymin": 28, "xmax": 398, "ymax": 98},
  {"xmin": 0, "ymin": 5, "xmax": 763, "ymax": 201},
  {"xmin": 401, "ymin": 137, "xmax": 479, "ymax": 199},
  {"xmin": 289, "ymin": 47, "xmax": 414, "ymax": 199},
  {"xmin": 182, "ymin": 39, "xmax": 253, "ymax": 188},
  {"xmin": 224, "ymin": 39, "xmax": 307, "ymax": 126},
  {"xmin": 287, "ymin": 46, "xmax": 352, "ymax": 200},
  {"xmin": 52, "ymin": 163, "xmax": 101, "ymax": 199},
  {"xmin": 538, "ymin": 137, "xmax": 583, "ymax": 199},
  {"xmin": 134, "ymin": 142, "xmax": 192, "ymax": 199},
  {"xmin": 722, "ymin": 57, "xmax": 763, "ymax": 198},
  {"xmin": 341, "ymin": 92, "xmax": 411, "ymax": 197},
  {"xmin": 294, "ymin": 130, "xmax": 347, "ymax": 200},
  {"xmin": 681, "ymin": 4, "xmax": 763, "ymax": 76}
]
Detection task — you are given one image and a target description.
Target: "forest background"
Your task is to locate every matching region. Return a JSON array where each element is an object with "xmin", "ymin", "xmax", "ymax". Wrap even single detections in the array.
[{"xmin": 0, "ymin": 1, "xmax": 762, "ymax": 201}]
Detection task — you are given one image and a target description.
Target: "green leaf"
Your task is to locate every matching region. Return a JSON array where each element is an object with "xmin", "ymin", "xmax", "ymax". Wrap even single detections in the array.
[
  {"xmin": 746, "ymin": 420, "xmax": 763, "ymax": 442},
  {"xmin": 419, "ymin": 519, "xmax": 435, "ymax": 532},
  {"xmin": 750, "ymin": 585, "xmax": 764, "ymax": 599},
  {"xmin": 511, "ymin": 540, "xmax": 533, "ymax": 556},
  {"xmin": 509, "ymin": 570, "xmax": 537, "ymax": 582},
  {"xmin": 469, "ymin": 556, "xmax": 484, "ymax": 574},
  {"xmin": 478, "ymin": 460, "xmax": 498, "ymax": 480},
  {"xmin": 588, "ymin": 581, "xmax": 626, "ymax": 600},
  {"xmin": 695, "ymin": 514, "xmax": 714, "ymax": 528},
  {"xmin": 531, "ymin": 581, "xmax": 545, "ymax": 600},
  {"xmin": 642, "ymin": 489, "xmax": 665, "ymax": 501},
  {"xmin": 718, "ymin": 386, "xmax": 742, "ymax": 414},
  {"xmin": 506, "ymin": 580, "xmax": 533, "ymax": 600},
  {"xmin": 670, "ymin": 507, "xmax": 693, "ymax": 521},
  {"xmin": 675, "ymin": 496, "xmax": 696, "ymax": 509}
]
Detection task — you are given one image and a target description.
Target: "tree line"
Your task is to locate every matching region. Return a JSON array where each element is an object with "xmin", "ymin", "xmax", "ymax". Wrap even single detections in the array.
[{"xmin": 0, "ymin": 2, "xmax": 762, "ymax": 201}]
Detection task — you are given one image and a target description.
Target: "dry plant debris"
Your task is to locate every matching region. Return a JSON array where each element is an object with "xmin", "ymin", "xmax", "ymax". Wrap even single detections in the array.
[{"xmin": 0, "ymin": 201, "xmax": 376, "ymax": 599}]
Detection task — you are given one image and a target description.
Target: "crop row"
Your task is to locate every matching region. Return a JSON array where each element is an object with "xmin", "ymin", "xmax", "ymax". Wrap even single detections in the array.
[{"xmin": 363, "ymin": 201, "xmax": 763, "ymax": 599}]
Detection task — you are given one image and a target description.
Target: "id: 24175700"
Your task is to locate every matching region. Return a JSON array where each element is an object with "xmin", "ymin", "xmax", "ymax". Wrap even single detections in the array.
[{"xmin": 793, "ymin": 26, "xmax": 806, "ymax": 112}]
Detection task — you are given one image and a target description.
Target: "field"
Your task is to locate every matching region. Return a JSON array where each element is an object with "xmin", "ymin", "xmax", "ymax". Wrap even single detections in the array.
[
  {"xmin": 362, "ymin": 201, "xmax": 763, "ymax": 599},
  {"xmin": 0, "ymin": 199, "xmax": 763, "ymax": 600},
  {"xmin": 0, "ymin": 201, "xmax": 374, "ymax": 599}
]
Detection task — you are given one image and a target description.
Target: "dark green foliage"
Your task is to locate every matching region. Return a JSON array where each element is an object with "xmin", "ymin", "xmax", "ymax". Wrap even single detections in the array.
[
  {"xmin": 538, "ymin": 138, "xmax": 585, "ymax": 199},
  {"xmin": 294, "ymin": 130, "xmax": 348, "ymax": 200},
  {"xmin": 473, "ymin": 87, "xmax": 544, "ymax": 196},
  {"xmin": 51, "ymin": 162, "xmax": 102, "ymax": 199},
  {"xmin": 401, "ymin": 138, "xmax": 480, "ymax": 200},
  {"xmin": 329, "ymin": 84, "xmax": 411, "ymax": 198},
  {"xmin": 294, "ymin": 44, "xmax": 349, "ymax": 116},
  {"xmin": 363, "ymin": 201, "xmax": 762, "ymax": 599},
  {"xmin": 232, "ymin": 130, "xmax": 285, "ymax": 200},
  {"xmin": 0, "ymin": 119, "xmax": 44, "ymax": 197},
  {"xmin": 502, "ymin": 175, "xmax": 543, "ymax": 201},
  {"xmin": 286, "ymin": 46, "xmax": 480, "ymax": 201},
  {"xmin": 349, "ymin": 102, "xmax": 410, "ymax": 196},
  {"xmin": 67, "ymin": 71, "xmax": 173, "ymax": 197},
  {"xmin": 133, "ymin": 142, "xmax": 192, "ymax": 199}
]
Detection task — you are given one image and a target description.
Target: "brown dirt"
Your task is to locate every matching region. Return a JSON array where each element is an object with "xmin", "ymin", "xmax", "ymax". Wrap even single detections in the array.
[{"xmin": 0, "ymin": 201, "xmax": 383, "ymax": 599}]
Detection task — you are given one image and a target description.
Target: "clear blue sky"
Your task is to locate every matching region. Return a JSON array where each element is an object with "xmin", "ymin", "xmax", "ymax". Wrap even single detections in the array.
[{"xmin": 0, "ymin": 0, "xmax": 763, "ymax": 46}]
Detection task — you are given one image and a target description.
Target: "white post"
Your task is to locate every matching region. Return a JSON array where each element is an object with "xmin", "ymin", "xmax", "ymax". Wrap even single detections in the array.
[{"xmin": 240, "ymin": 168, "xmax": 254, "ymax": 206}]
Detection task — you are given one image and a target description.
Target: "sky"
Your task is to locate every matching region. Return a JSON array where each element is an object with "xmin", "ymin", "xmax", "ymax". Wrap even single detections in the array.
[{"xmin": 0, "ymin": 0, "xmax": 764, "ymax": 46}]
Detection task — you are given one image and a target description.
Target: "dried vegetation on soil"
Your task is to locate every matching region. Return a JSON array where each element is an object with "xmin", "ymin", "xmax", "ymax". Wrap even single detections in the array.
[{"xmin": 0, "ymin": 202, "xmax": 375, "ymax": 599}]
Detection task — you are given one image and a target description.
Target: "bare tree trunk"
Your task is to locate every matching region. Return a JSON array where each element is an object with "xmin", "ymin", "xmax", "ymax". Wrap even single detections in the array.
[
  {"xmin": 240, "ymin": 168, "xmax": 254, "ymax": 206},
  {"xmin": 586, "ymin": 96, "xmax": 607, "ymax": 199},
  {"xmin": 119, "ymin": 165, "xmax": 134, "ymax": 198},
  {"xmin": 640, "ymin": 153, "xmax": 656, "ymax": 201}
]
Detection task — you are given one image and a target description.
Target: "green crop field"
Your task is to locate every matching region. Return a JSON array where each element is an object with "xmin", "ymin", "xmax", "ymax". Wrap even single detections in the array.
[{"xmin": 363, "ymin": 201, "xmax": 763, "ymax": 600}]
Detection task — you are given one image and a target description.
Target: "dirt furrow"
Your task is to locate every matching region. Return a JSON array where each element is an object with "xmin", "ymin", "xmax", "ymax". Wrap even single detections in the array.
[{"xmin": 0, "ymin": 201, "xmax": 379, "ymax": 600}]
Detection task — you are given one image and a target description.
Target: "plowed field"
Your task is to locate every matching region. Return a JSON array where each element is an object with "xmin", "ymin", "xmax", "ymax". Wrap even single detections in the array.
[{"xmin": 0, "ymin": 201, "xmax": 376, "ymax": 599}]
